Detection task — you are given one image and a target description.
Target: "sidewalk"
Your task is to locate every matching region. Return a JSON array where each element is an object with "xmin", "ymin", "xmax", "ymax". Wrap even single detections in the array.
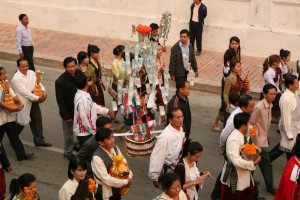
[{"xmin": 0, "ymin": 22, "xmax": 282, "ymax": 93}]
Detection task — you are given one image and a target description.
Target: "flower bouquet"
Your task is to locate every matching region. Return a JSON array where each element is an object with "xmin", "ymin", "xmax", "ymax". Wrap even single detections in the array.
[
  {"xmin": 88, "ymin": 178, "xmax": 96, "ymax": 200},
  {"xmin": 136, "ymin": 24, "xmax": 152, "ymax": 42},
  {"xmin": 0, "ymin": 80, "xmax": 18, "ymax": 112},
  {"xmin": 109, "ymin": 152, "xmax": 130, "ymax": 195},
  {"xmin": 33, "ymin": 70, "xmax": 43, "ymax": 97},
  {"xmin": 13, "ymin": 187, "xmax": 39, "ymax": 200},
  {"xmin": 240, "ymin": 125, "xmax": 261, "ymax": 161}
]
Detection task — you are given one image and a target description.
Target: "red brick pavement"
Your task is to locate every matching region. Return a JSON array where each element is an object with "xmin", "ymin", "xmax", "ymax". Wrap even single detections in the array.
[{"xmin": 0, "ymin": 22, "xmax": 291, "ymax": 93}]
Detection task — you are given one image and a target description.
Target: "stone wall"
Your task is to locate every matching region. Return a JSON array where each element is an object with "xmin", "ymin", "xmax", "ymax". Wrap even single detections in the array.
[{"xmin": 0, "ymin": 0, "xmax": 299, "ymax": 60}]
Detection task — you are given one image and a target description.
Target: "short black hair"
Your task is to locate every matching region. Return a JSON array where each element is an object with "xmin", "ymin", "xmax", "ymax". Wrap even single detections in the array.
[
  {"xmin": 158, "ymin": 173, "xmax": 181, "ymax": 192},
  {"xmin": 262, "ymin": 84, "xmax": 277, "ymax": 94},
  {"xmin": 74, "ymin": 72, "xmax": 87, "ymax": 89},
  {"xmin": 63, "ymin": 57, "xmax": 77, "ymax": 68},
  {"xmin": 77, "ymin": 51, "xmax": 88, "ymax": 64},
  {"xmin": 233, "ymin": 112, "xmax": 251, "ymax": 129},
  {"xmin": 96, "ymin": 116, "xmax": 112, "ymax": 128},
  {"xmin": 150, "ymin": 23, "xmax": 159, "ymax": 31},
  {"xmin": 229, "ymin": 93, "xmax": 240, "ymax": 105},
  {"xmin": 68, "ymin": 157, "xmax": 87, "ymax": 179},
  {"xmin": 95, "ymin": 127, "xmax": 113, "ymax": 142},
  {"xmin": 238, "ymin": 95, "xmax": 253, "ymax": 109},
  {"xmin": 19, "ymin": 14, "xmax": 27, "ymax": 21},
  {"xmin": 166, "ymin": 108, "xmax": 181, "ymax": 120},
  {"xmin": 180, "ymin": 29, "xmax": 190, "ymax": 37},
  {"xmin": 16, "ymin": 58, "xmax": 28, "ymax": 67},
  {"xmin": 176, "ymin": 79, "xmax": 189, "ymax": 91},
  {"xmin": 285, "ymin": 74, "xmax": 298, "ymax": 88}
]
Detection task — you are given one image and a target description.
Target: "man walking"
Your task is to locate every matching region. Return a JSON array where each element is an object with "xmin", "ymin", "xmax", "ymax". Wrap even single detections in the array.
[
  {"xmin": 12, "ymin": 58, "xmax": 51, "ymax": 147},
  {"xmin": 251, "ymin": 84, "xmax": 277, "ymax": 195},
  {"xmin": 169, "ymin": 29, "xmax": 198, "ymax": 85},
  {"xmin": 16, "ymin": 14, "xmax": 35, "ymax": 71},
  {"xmin": 189, "ymin": 0, "xmax": 207, "ymax": 56},
  {"xmin": 55, "ymin": 57, "xmax": 83, "ymax": 160}
]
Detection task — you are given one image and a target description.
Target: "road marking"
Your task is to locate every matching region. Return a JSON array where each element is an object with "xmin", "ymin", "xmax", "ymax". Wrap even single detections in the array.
[{"xmin": 22, "ymin": 140, "xmax": 64, "ymax": 154}]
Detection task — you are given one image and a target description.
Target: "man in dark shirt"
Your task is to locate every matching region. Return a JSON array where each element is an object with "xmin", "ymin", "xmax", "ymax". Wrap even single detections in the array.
[
  {"xmin": 55, "ymin": 57, "xmax": 83, "ymax": 160},
  {"xmin": 167, "ymin": 79, "xmax": 192, "ymax": 139},
  {"xmin": 189, "ymin": 0, "xmax": 207, "ymax": 56},
  {"xmin": 169, "ymin": 29, "xmax": 198, "ymax": 85}
]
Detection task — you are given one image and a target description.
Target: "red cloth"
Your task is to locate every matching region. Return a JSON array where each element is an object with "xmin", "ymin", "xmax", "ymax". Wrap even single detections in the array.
[
  {"xmin": 221, "ymin": 184, "xmax": 254, "ymax": 200},
  {"xmin": 275, "ymin": 156, "xmax": 300, "ymax": 200},
  {"xmin": 0, "ymin": 168, "xmax": 6, "ymax": 200}
]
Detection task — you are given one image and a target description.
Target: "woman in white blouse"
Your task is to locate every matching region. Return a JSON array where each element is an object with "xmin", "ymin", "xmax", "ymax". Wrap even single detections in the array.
[
  {"xmin": 174, "ymin": 141, "xmax": 210, "ymax": 200},
  {"xmin": 262, "ymin": 54, "xmax": 282, "ymax": 122},
  {"xmin": 59, "ymin": 158, "xmax": 88, "ymax": 200}
]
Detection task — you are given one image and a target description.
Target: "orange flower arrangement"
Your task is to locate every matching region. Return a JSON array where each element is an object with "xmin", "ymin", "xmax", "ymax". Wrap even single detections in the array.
[
  {"xmin": 23, "ymin": 187, "xmax": 37, "ymax": 200},
  {"xmin": 242, "ymin": 125, "xmax": 257, "ymax": 155},
  {"xmin": 88, "ymin": 178, "xmax": 96, "ymax": 200},
  {"xmin": 0, "ymin": 80, "xmax": 17, "ymax": 112},
  {"xmin": 136, "ymin": 25, "xmax": 152, "ymax": 34},
  {"xmin": 243, "ymin": 71, "xmax": 250, "ymax": 91}
]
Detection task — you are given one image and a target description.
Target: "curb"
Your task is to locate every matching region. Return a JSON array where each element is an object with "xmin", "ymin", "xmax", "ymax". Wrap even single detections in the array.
[{"xmin": 0, "ymin": 49, "xmax": 261, "ymax": 100}]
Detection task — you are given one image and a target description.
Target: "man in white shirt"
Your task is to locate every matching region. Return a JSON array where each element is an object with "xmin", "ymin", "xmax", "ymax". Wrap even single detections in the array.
[
  {"xmin": 73, "ymin": 72, "xmax": 114, "ymax": 148},
  {"xmin": 11, "ymin": 58, "xmax": 51, "ymax": 147},
  {"xmin": 16, "ymin": 14, "xmax": 35, "ymax": 71},
  {"xmin": 149, "ymin": 108, "xmax": 186, "ymax": 189},
  {"xmin": 278, "ymin": 74, "xmax": 300, "ymax": 160},
  {"xmin": 212, "ymin": 95, "xmax": 255, "ymax": 200},
  {"xmin": 221, "ymin": 112, "xmax": 261, "ymax": 200},
  {"xmin": 91, "ymin": 127, "xmax": 133, "ymax": 200}
]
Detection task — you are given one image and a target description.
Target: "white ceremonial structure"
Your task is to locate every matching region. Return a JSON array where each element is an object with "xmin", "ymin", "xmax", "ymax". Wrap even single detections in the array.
[{"xmin": 0, "ymin": 0, "xmax": 299, "ymax": 59}]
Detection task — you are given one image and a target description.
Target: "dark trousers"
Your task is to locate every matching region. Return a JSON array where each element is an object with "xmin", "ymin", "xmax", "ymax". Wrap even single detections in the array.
[
  {"xmin": 95, "ymin": 193, "xmax": 121, "ymax": 200},
  {"xmin": 17, "ymin": 102, "xmax": 45, "ymax": 145},
  {"xmin": 269, "ymin": 143, "xmax": 284, "ymax": 163},
  {"xmin": 77, "ymin": 135, "xmax": 92, "ymax": 149},
  {"xmin": 221, "ymin": 184, "xmax": 254, "ymax": 200},
  {"xmin": 0, "ymin": 121, "xmax": 26, "ymax": 159},
  {"xmin": 211, "ymin": 172, "xmax": 222, "ymax": 199},
  {"xmin": 189, "ymin": 21, "xmax": 203, "ymax": 52},
  {"xmin": 22, "ymin": 46, "xmax": 35, "ymax": 71},
  {"xmin": 258, "ymin": 148, "xmax": 274, "ymax": 191}
]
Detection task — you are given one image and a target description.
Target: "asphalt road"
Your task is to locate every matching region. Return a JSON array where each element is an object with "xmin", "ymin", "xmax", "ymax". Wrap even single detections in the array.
[{"xmin": 0, "ymin": 59, "xmax": 285, "ymax": 200}]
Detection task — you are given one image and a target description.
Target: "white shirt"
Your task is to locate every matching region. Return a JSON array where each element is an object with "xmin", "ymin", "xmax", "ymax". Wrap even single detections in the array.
[
  {"xmin": 91, "ymin": 146, "xmax": 132, "ymax": 200},
  {"xmin": 16, "ymin": 24, "xmax": 33, "ymax": 53},
  {"xmin": 221, "ymin": 129, "xmax": 256, "ymax": 191},
  {"xmin": 73, "ymin": 90, "xmax": 109, "ymax": 136},
  {"xmin": 0, "ymin": 86, "xmax": 17, "ymax": 126},
  {"xmin": 183, "ymin": 158, "xmax": 200, "ymax": 200},
  {"xmin": 280, "ymin": 63, "xmax": 288, "ymax": 75},
  {"xmin": 279, "ymin": 89, "xmax": 297, "ymax": 140},
  {"xmin": 11, "ymin": 70, "xmax": 45, "ymax": 125},
  {"xmin": 220, "ymin": 107, "xmax": 243, "ymax": 150},
  {"xmin": 58, "ymin": 179, "xmax": 79, "ymax": 200},
  {"xmin": 192, "ymin": 3, "xmax": 200, "ymax": 22},
  {"xmin": 149, "ymin": 124, "xmax": 186, "ymax": 181},
  {"xmin": 263, "ymin": 67, "xmax": 281, "ymax": 93}
]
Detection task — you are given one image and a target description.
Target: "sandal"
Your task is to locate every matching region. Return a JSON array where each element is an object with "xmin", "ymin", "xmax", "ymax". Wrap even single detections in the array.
[{"xmin": 211, "ymin": 121, "xmax": 221, "ymax": 132}]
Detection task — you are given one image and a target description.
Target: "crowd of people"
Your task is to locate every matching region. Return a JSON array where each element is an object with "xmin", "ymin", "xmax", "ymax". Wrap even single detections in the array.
[{"xmin": 1, "ymin": 0, "xmax": 300, "ymax": 199}]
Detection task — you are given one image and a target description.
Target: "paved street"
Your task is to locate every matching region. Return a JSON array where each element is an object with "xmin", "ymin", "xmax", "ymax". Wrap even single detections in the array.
[{"xmin": 1, "ymin": 59, "xmax": 285, "ymax": 200}]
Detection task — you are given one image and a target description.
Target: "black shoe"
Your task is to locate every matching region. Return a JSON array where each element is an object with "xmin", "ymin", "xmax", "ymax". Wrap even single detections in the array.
[
  {"xmin": 35, "ymin": 141, "xmax": 52, "ymax": 147},
  {"xmin": 17, "ymin": 153, "xmax": 34, "ymax": 161},
  {"xmin": 63, "ymin": 153, "xmax": 76, "ymax": 160},
  {"xmin": 267, "ymin": 188, "xmax": 276, "ymax": 195},
  {"xmin": 196, "ymin": 51, "xmax": 201, "ymax": 56}
]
